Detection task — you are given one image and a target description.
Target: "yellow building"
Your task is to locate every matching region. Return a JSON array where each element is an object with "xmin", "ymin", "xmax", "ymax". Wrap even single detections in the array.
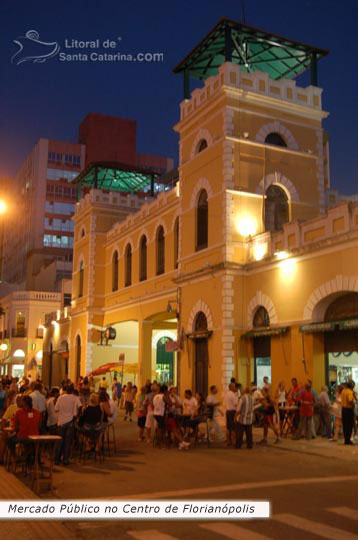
[
  {"xmin": 0, "ymin": 290, "xmax": 62, "ymax": 379},
  {"xmin": 48, "ymin": 19, "xmax": 358, "ymax": 395}
]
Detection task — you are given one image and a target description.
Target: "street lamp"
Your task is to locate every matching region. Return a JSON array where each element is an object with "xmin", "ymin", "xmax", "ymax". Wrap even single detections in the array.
[{"xmin": 0, "ymin": 200, "xmax": 7, "ymax": 215}]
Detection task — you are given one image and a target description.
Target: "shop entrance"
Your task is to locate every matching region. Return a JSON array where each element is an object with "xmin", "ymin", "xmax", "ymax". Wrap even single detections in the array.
[
  {"xmin": 253, "ymin": 306, "xmax": 271, "ymax": 386},
  {"xmin": 156, "ymin": 337, "xmax": 174, "ymax": 384},
  {"xmin": 324, "ymin": 293, "xmax": 358, "ymax": 391},
  {"xmin": 254, "ymin": 337, "xmax": 271, "ymax": 386}
]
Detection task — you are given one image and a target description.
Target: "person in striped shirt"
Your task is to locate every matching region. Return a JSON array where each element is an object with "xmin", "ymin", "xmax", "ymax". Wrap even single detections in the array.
[{"xmin": 234, "ymin": 387, "xmax": 254, "ymax": 449}]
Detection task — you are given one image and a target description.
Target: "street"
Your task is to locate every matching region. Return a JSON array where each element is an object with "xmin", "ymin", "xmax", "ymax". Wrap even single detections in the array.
[{"xmin": 44, "ymin": 416, "xmax": 358, "ymax": 540}]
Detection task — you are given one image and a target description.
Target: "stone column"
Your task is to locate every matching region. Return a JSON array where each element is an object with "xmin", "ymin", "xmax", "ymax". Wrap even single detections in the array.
[{"xmin": 138, "ymin": 320, "xmax": 153, "ymax": 387}]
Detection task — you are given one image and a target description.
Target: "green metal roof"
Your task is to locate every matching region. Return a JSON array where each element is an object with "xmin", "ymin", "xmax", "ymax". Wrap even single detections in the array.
[
  {"xmin": 173, "ymin": 17, "xmax": 329, "ymax": 93},
  {"xmin": 72, "ymin": 162, "xmax": 159, "ymax": 194}
]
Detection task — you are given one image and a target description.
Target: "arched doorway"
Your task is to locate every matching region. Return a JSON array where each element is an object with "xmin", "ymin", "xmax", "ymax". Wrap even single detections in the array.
[
  {"xmin": 75, "ymin": 335, "xmax": 81, "ymax": 384},
  {"xmin": 194, "ymin": 312, "xmax": 209, "ymax": 396},
  {"xmin": 253, "ymin": 306, "xmax": 271, "ymax": 386},
  {"xmin": 156, "ymin": 337, "xmax": 174, "ymax": 384},
  {"xmin": 324, "ymin": 293, "xmax": 358, "ymax": 390}
]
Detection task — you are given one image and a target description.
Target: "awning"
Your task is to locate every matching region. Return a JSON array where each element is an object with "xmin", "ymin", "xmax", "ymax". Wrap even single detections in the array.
[
  {"xmin": 241, "ymin": 326, "xmax": 289, "ymax": 338},
  {"xmin": 300, "ymin": 319, "xmax": 358, "ymax": 333},
  {"xmin": 299, "ymin": 322, "xmax": 336, "ymax": 333}
]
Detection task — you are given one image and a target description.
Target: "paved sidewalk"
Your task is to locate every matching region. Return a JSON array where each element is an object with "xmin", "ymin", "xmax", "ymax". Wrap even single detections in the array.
[
  {"xmin": 0, "ymin": 467, "xmax": 77, "ymax": 540},
  {"xmin": 252, "ymin": 427, "xmax": 358, "ymax": 461}
]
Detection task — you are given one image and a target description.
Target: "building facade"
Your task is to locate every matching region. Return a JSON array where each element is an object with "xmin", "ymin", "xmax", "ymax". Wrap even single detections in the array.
[
  {"xmin": 3, "ymin": 138, "xmax": 85, "ymax": 288},
  {"xmin": 0, "ymin": 290, "xmax": 62, "ymax": 378},
  {"xmin": 3, "ymin": 114, "xmax": 173, "ymax": 292},
  {"xmin": 42, "ymin": 21, "xmax": 358, "ymax": 395}
]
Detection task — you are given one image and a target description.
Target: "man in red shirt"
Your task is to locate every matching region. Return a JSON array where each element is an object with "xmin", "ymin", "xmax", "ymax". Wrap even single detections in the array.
[
  {"xmin": 7, "ymin": 395, "xmax": 40, "ymax": 455},
  {"xmin": 293, "ymin": 383, "xmax": 316, "ymax": 440}
]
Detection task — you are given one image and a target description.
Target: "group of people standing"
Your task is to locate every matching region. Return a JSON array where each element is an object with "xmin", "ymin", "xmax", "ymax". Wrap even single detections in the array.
[{"xmin": 0, "ymin": 374, "xmax": 118, "ymax": 466}]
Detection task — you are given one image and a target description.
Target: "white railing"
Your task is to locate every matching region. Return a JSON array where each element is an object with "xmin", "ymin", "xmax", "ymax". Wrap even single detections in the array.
[{"xmin": 180, "ymin": 62, "xmax": 323, "ymax": 120}]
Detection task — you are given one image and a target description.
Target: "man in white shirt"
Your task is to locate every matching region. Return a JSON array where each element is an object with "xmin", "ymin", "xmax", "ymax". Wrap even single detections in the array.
[
  {"xmin": 183, "ymin": 390, "xmax": 198, "ymax": 417},
  {"xmin": 54, "ymin": 385, "xmax": 78, "ymax": 466},
  {"xmin": 29, "ymin": 383, "xmax": 46, "ymax": 413},
  {"xmin": 153, "ymin": 385, "xmax": 167, "ymax": 448},
  {"xmin": 206, "ymin": 385, "xmax": 224, "ymax": 441},
  {"xmin": 224, "ymin": 383, "xmax": 238, "ymax": 446},
  {"xmin": 235, "ymin": 387, "xmax": 254, "ymax": 449},
  {"xmin": 29, "ymin": 382, "xmax": 46, "ymax": 432}
]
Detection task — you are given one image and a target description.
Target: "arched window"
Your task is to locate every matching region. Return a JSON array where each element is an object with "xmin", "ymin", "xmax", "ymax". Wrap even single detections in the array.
[
  {"xmin": 197, "ymin": 139, "xmax": 208, "ymax": 153},
  {"xmin": 264, "ymin": 185, "xmax": 289, "ymax": 232},
  {"xmin": 124, "ymin": 244, "xmax": 132, "ymax": 287},
  {"xmin": 139, "ymin": 235, "xmax": 147, "ymax": 281},
  {"xmin": 253, "ymin": 306, "xmax": 270, "ymax": 328},
  {"xmin": 80, "ymin": 227, "xmax": 85, "ymax": 238},
  {"xmin": 112, "ymin": 251, "xmax": 119, "ymax": 292},
  {"xmin": 174, "ymin": 217, "xmax": 179, "ymax": 269},
  {"xmin": 194, "ymin": 311, "xmax": 209, "ymax": 396},
  {"xmin": 195, "ymin": 311, "xmax": 208, "ymax": 332},
  {"xmin": 78, "ymin": 261, "xmax": 84, "ymax": 298},
  {"xmin": 156, "ymin": 226, "xmax": 165, "ymax": 275},
  {"xmin": 265, "ymin": 132, "xmax": 287, "ymax": 147},
  {"xmin": 196, "ymin": 189, "xmax": 208, "ymax": 251}
]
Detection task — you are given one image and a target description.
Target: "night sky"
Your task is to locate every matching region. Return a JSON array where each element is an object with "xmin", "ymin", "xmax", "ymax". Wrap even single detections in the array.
[{"xmin": 0, "ymin": 0, "xmax": 357, "ymax": 194}]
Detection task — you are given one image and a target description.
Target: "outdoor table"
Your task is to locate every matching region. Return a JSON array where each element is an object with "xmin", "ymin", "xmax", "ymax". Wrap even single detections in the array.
[
  {"xmin": 280, "ymin": 406, "xmax": 298, "ymax": 437},
  {"xmin": 28, "ymin": 435, "xmax": 62, "ymax": 494},
  {"xmin": 3, "ymin": 427, "xmax": 15, "ymax": 434}
]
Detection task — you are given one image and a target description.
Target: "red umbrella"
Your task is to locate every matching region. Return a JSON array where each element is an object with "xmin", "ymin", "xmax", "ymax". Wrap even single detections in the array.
[{"xmin": 87, "ymin": 363, "xmax": 123, "ymax": 376}]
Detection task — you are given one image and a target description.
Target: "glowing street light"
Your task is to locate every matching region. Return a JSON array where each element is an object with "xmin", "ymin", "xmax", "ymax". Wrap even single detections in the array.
[{"xmin": 0, "ymin": 200, "xmax": 7, "ymax": 215}]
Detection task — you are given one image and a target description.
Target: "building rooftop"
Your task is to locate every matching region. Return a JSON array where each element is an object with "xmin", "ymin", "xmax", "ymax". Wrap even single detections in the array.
[
  {"xmin": 173, "ymin": 17, "xmax": 329, "ymax": 97},
  {"xmin": 72, "ymin": 161, "xmax": 161, "ymax": 195}
]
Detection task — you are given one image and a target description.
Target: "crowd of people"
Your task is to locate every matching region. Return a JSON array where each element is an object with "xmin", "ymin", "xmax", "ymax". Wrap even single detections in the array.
[
  {"xmin": 0, "ymin": 374, "xmax": 118, "ymax": 465},
  {"xmin": 0, "ymin": 372, "xmax": 357, "ymax": 464}
]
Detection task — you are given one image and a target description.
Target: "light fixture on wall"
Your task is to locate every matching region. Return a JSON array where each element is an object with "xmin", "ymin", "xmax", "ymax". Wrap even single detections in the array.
[
  {"xmin": 243, "ymin": 132, "xmax": 249, "ymax": 139},
  {"xmin": 253, "ymin": 243, "xmax": 267, "ymax": 261},
  {"xmin": 274, "ymin": 250, "xmax": 289, "ymax": 260},
  {"xmin": 167, "ymin": 300, "xmax": 178, "ymax": 313},
  {"xmin": 236, "ymin": 216, "xmax": 257, "ymax": 237}
]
